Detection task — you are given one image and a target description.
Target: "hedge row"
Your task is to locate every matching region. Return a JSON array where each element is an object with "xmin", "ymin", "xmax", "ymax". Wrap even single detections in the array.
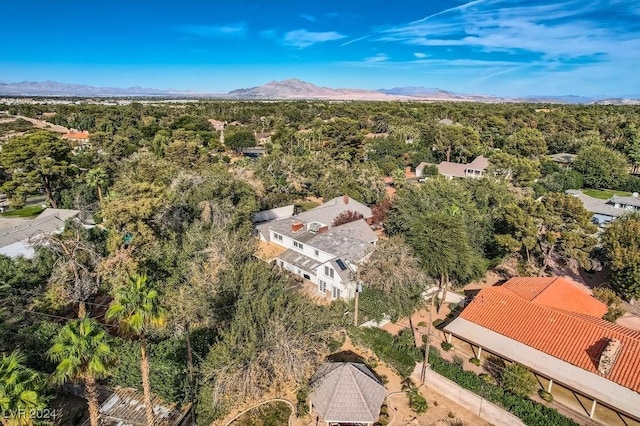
[
  {"xmin": 428, "ymin": 347, "xmax": 578, "ymax": 426},
  {"xmin": 348, "ymin": 327, "xmax": 422, "ymax": 377}
]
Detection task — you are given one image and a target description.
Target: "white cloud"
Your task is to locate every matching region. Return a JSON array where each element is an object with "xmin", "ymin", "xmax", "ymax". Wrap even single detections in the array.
[
  {"xmin": 300, "ymin": 14, "xmax": 316, "ymax": 22},
  {"xmin": 378, "ymin": 0, "xmax": 640, "ymax": 63},
  {"xmin": 177, "ymin": 23, "xmax": 247, "ymax": 38},
  {"xmin": 413, "ymin": 52, "xmax": 428, "ymax": 58},
  {"xmin": 282, "ymin": 29, "xmax": 347, "ymax": 48},
  {"xmin": 365, "ymin": 53, "xmax": 389, "ymax": 63}
]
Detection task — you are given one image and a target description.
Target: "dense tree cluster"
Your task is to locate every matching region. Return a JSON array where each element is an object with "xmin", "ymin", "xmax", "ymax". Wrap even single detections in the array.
[{"xmin": 1, "ymin": 99, "xmax": 639, "ymax": 425}]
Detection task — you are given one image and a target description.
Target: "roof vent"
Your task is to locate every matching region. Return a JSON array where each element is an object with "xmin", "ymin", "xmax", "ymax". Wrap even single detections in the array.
[
  {"xmin": 309, "ymin": 222, "xmax": 321, "ymax": 233},
  {"xmin": 598, "ymin": 338, "xmax": 621, "ymax": 376},
  {"xmin": 343, "ymin": 194, "xmax": 349, "ymax": 204}
]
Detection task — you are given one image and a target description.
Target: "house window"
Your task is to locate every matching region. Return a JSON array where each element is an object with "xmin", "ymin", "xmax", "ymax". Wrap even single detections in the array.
[
  {"xmin": 293, "ymin": 241, "xmax": 303, "ymax": 250},
  {"xmin": 273, "ymin": 233, "xmax": 283, "ymax": 241},
  {"xmin": 324, "ymin": 266, "xmax": 334, "ymax": 279},
  {"xmin": 332, "ymin": 286, "xmax": 341, "ymax": 299},
  {"xmin": 319, "ymin": 280, "xmax": 327, "ymax": 293}
]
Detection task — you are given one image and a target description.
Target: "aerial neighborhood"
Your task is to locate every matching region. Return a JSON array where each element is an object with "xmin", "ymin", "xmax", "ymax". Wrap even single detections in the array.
[{"xmin": 1, "ymin": 91, "xmax": 640, "ymax": 426}]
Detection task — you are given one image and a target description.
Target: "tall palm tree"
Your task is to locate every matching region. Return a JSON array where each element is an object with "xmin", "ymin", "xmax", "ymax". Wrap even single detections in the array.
[
  {"xmin": 106, "ymin": 274, "xmax": 166, "ymax": 426},
  {"xmin": 85, "ymin": 168, "xmax": 108, "ymax": 204},
  {"xmin": 48, "ymin": 317, "xmax": 115, "ymax": 426},
  {"xmin": 0, "ymin": 351, "xmax": 46, "ymax": 426}
]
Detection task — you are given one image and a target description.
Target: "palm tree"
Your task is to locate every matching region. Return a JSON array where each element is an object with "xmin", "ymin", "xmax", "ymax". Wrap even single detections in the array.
[
  {"xmin": 0, "ymin": 351, "xmax": 46, "ymax": 426},
  {"xmin": 48, "ymin": 317, "xmax": 115, "ymax": 426},
  {"xmin": 106, "ymin": 274, "xmax": 166, "ymax": 426},
  {"xmin": 85, "ymin": 168, "xmax": 108, "ymax": 204}
]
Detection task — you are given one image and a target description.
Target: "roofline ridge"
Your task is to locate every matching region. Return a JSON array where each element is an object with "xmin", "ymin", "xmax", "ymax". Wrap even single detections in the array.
[{"xmin": 346, "ymin": 363, "xmax": 376, "ymax": 419}]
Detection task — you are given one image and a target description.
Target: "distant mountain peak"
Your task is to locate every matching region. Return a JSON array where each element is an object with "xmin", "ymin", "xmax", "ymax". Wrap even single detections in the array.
[{"xmin": 0, "ymin": 79, "xmax": 637, "ymax": 104}]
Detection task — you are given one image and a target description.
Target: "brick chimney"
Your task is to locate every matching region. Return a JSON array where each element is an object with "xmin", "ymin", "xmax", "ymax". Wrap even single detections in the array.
[
  {"xmin": 318, "ymin": 225, "xmax": 329, "ymax": 234},
  {"xmin": 598, "ymin": 339, "xmax": 621, "ymax": 376},
  {"xmin": 343, "ymin": 194, "xmax": 349, "ymax": 204},
  {"xmin": 291, "ymin": 222, "xmax": 304, "ymax": 232}
]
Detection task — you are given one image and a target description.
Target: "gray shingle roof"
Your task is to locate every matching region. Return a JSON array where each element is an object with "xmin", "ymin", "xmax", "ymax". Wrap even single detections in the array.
[
  {"xmin": 296, "ymin": 196, "xmax": 372, "ymax": 225},
  {"xmin": 98, "ymin": 387, "xmax": 190, "ymax": 426},
  {"xmin": 310, "ymin": 362, "xmax": 386, "ymax": 424},
  {"xmin": 0, "ymin": 209, "xmax": 80, "ymax": 248},
  {"xmin": 278, "ymin": 249, "xmax": 324, "ymax": 274},
  {"xmin": 610, "ymin": 195, "xmax": 640, "ymax": 208},
  {"xmin": 566, "ymin": 190, "xmax": 625, "ymax": 218}
]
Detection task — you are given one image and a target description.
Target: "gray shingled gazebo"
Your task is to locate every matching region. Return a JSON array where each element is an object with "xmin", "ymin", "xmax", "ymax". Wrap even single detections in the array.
[{"xmin": 309, "ymin": 362, "xmax": 386, "ymax": 426}]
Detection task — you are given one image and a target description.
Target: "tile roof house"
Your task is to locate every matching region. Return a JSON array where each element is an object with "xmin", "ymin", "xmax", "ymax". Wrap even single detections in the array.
[
  {"xmin": 62, "ymin": 130, "xmax": 91, "ymax": 152},
  {"xmin": 444, "ymin": 277, "xmax": 640, "ymax": 423},
  {"xmin": 416, "ymin": 156, "xmax": 488, "ymax": 179},
  {"xmin": 309, "ymin": 362, "xmax": 386, "ymax": 425},
  {"xmin": 256, "ymin": 195, "xmax": 376, "ymax": 300}
]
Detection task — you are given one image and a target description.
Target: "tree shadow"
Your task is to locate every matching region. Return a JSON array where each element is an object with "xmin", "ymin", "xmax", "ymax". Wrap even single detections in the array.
[
  {"xmin": 325, "ymin": 350, "xmax": 366, "ymax": 364},
  {"xmin": 484, "ymin": 355, "xmax": 506, "ymax": 380}
]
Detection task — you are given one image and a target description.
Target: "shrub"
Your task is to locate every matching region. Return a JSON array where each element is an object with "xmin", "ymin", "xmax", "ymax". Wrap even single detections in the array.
[
  {"xmin": 592, "ymin": 287, "xmax": 626, "ymax": 322},
  {"xmin": 538, "ymin": 389, "xmax": 554, "ymax": 402},
  {"xmin": 348, "ymin": 327, "xmax": 422, "ymax": 377},
  {"xmin": 366, "ymin": 356, "xmax": 379, "ymax": 369},
  {"xmin": 441, "ymin": 341, "xmax": 453, "ymax": 351},
  {"xmin": 428, "ymin": 347, "xmax": 578, "ymax": 426},
  {"xmin": 469, "ymin": 357, "xmax": 481, "ymax": 366},
  {"xmin": 501, "ymin": 363, "xmax": 537, "ymax": 398},
  {"xmin": 378, "ymin": 412, "xmax": 390, "ymax": 426},
  {"xmin": 479, "ymin": 373, "xmax": 497, "ymax": 385},
  {"xmin": 296, "ymin": 387, "xmax": 309, "ymax": 417},
  {"xmin": 406, "ymin": 385, "xmax": 428, "ymax": 413},
  {"xmin": 453, "ymin": 355, "xmax": 464, "ymax": 367}
]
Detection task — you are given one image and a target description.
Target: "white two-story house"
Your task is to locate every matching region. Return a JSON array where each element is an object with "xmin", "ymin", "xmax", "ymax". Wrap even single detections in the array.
[{"xmin": 255, "ymin": 195, "xmax": 377, "ymax": 300}]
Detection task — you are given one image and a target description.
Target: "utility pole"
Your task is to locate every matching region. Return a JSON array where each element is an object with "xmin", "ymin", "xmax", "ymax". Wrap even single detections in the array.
[
  {"xmin": 354, "ymin": 267, "xmax": 362, "ymax": 327},
  {"xmin": 421, "ymin": 291, "xmax": 435, "ymax": 383}
]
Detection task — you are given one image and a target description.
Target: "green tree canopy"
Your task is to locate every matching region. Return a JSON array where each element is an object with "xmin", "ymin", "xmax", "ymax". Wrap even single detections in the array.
[
  {"xmin": 48, "ymin": 318, "xmax": 115, "ymax": 426},
  {"xmin": 601, "ymin": 213, "xmax": 640, "ymax": 300},
  {"xmin": 0, "ymin": 131, "xmax": 71, "ymax": 208},
  {"xmin": 224, "ymin": 127, "xmax": 255, "ymax": 152},
  {"xmin": 0, "ymin": 351, "xmax": 46, "ymax": 426},
  {"xmin": 573, "ymin": 144, "xmax": 629, "ymax": 189}
]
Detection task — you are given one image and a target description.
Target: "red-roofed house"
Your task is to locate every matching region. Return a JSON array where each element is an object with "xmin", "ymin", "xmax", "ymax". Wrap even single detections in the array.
[
  {"xmin": 443, "ymin": 277, "xmax": 640, "ymax": 424},
  {"xmin": 62, "ymin": 130, "xmax": 91, "ymax": 152}
]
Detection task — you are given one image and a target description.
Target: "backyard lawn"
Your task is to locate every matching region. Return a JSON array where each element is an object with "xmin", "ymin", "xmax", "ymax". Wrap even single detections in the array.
[
  {"xmin": 1, "ymin": 205, "xmax": 45, "ymax": 218},
  {"xmin": 582, "ymin": 189, "xmax": 632, "ymax": 199}
]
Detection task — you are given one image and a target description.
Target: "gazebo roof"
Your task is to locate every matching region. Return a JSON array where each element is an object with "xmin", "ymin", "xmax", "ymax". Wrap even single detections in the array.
[{"xmin": 310, "ymin": 362, "xmax": 386, "ymax": 424}]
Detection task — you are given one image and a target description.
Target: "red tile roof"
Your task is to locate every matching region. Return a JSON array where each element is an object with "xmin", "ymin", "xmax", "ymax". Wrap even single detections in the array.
[
  {"xmin": 502, "ymin": 276, "xmax": 608, "ymax": 318},
  {"xmin": 63, "ymin": 131, "xmax": 90, "ymax": 140},
  {"xmin": 460, "ymin": 285, "xmax": 640, "ymax": 392}
]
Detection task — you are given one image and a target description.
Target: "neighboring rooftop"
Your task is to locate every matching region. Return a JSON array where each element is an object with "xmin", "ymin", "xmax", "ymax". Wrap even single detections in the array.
[
  {"xmin": 295, "ymin": 195, "xmax": 372, "ymax": 225},
  {"xmin": 448, "ymin": 284, "xmax": 640, "ymax": 394},
  {"xmin": 310, "ymin": 362, "xmax": 386, "ymax": 424},
  {"xmin": 548, "ymin": 153, "xmax": 577, "ymax": 164},
  {"xmin": 0, "ymin": 208, "xmax": 80, "ymax": 248},
  {"xmin": 62, "ymin": 130, "xmax": 90, "ymax": 140},
  {"xmin": 611, "ymin": 195, "xmax": 640, "ymax": 208},
  {"xmin": 96, "ymin": 387, "xmax": 191, "ymax": 426},
  {"xmin": 566, "ymin": 190, "xmax": 625, "ymax": 218},
  {"xmin": 501, "ymin": 276, "xmax": 607, "ymax": 318}
]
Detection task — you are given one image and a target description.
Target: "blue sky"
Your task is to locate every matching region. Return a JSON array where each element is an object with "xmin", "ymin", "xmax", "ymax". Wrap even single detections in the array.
[{"xmin": 1, "ymin": 0, "xmax": 638, "ymax": 96}]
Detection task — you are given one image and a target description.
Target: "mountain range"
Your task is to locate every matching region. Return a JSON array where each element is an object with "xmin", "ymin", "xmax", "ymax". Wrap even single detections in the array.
[{"xmin": 1, "ymin": 79, "xmax": 638, "ymax": 105}]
